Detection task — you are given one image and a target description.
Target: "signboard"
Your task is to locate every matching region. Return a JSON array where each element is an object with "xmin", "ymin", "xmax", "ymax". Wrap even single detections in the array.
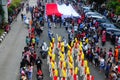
[{"xmin": 1, "ymin": 0, "xmax": 7, "ymax": 5}]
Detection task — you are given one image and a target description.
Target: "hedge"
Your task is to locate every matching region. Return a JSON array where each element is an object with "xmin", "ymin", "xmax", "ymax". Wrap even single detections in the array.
[
  {"xmin": 8, "ymin": 0, "xmax": 22, "ymax": 15},
  {"xmin": 0, "ymin": 29, "xmax": 4, "ymax": 36}
]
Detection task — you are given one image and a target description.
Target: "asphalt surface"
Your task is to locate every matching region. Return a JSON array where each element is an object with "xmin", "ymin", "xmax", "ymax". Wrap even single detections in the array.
[
  {"xmin": 0, "ymin": 7, "xmax": 28, "ymax": 80},
  {"xmin": 0, "ymin": 0, "xmax": 115, "ymax": 80}
]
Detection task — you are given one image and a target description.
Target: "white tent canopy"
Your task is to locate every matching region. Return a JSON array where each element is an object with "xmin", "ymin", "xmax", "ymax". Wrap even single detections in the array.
[{"xmin": 57, "ymin": 3, "xmax": 80, "ymax": 18}]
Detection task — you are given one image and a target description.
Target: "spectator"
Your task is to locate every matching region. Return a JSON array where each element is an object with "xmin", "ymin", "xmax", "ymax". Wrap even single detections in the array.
[
  {"xmin": 36, "ymin": 57, "xmax": 42, "ymax": 70},
  {"xmin": 35, "ymin": 36, "xmax": 40, "ymax": 47},
  {"xmin": 26, "ymin": 36, "xmax": 30, "ymax": 46},
  {"xmin": 93, "ymin": 51, "xmax": 99, "ymax": 67},
  {"xmin": 101, "ymin": 30, "xmax": 106, "ymax": 46},
  {"xmin": 99, "ymin": 57, "xmax": 105, "ymax": 72},
  {"xmin": 21, "ymin": 13, "xmax": 24, "ymax": 21},
  {"xmin": 105, "ymin": 62, "xmax": 111, "ymax": 79},
  {"xmin": 27, "ymin": 64, "xmax": 33, "ymax": 80},
  {"xmin": 114, "ymin": 47, "xmax": 119, "ymax": 63}
]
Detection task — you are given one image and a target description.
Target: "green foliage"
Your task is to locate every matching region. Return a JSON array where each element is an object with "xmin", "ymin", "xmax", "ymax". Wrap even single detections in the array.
[
  {"xmin": 116, "ymin": 6, "xmax": 120, "ymax": 15},
  {"xmin": 107, "ymin": 0, "xmax": 120, "ymax": 10},
  {"xmin": 1, "ymin": 22, "xmax": 9, "ymax": 29},
  {"xmin": 12, "ymin": 0, "xmax": 21, "ymax": 7},
  {"xmin": 8, "ymin": 0, "xmax": 22, "ymax": 15},
  {"xmin": 8, "ymin": 7, "xmax": 13, "ymax": 15},
  {"xmin": 9, "ymin": 3, "xmax": 17, "ymax": 10},
  {"xmin": 0, "ymin": 29, "xmax": 4, "ymax": 36}
]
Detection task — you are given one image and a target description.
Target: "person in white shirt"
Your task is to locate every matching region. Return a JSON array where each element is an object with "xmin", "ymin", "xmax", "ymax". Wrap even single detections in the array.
[{"xmin": 99, "ymin": 57, "xmax": 105, "ymax": 72}]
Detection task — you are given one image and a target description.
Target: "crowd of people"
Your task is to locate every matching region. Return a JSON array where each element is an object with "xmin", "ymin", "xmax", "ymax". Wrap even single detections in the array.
[
  {"xmin": 47, "ymin": 37, "xmax": 94, "ymax": 80},
  {"xmin": 15, "ymin": 0, "xmax": 120, "ymax": 80},
  {"xmin": 45, "ymin": 0, "xmax": 120, "ymax": 80},
  {"xmin": 19, "ymin": 0, "xmax": 45, "ymax": 80}
]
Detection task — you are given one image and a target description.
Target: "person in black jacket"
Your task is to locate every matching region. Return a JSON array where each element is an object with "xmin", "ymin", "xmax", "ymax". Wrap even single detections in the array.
[{"xmin": 36, "ymin": 57, "xmax": 42, "ymax": 70}]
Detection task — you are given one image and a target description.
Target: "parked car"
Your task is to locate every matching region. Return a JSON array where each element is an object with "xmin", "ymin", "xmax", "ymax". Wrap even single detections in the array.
[
  {"xmin": 82, "ymin": 6, "xmax": 91, "ymax": 10},
  {"xmin": 85, "ymin": 11, "xmax": 105, "ymax": 19},
  {"xmin": 106, "ymin": 28, "xmax": 120, "ymax": 45},
  {"xmin": 89, "ymin": 14, "xmax": 105, "ymax": 19},
  {"xmin": 84, "ymin": 9, "xmax": 91, "ymax": 13},
  {"xmin": 85, "ymin": 12, "xmax": 100, "ymax": 16},
  {"xmin": 96, "ymin": 18, "xmax": 110, "ymax": 24},
  {"xmin": 112, "ymin": 15, "xmax": 120, "ymax": 23},
  {"xmin": 100, "ymin": 23, "xmax": 117, "ymax": 30}
]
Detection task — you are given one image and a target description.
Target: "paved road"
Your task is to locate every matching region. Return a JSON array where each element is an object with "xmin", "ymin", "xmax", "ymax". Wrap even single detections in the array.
[
  {"xmin": 0, "ymin": 0, "xmax": 114, "ymax": 80},
  {"xmin": 0, "ymin": 0, "xmax": 36, "ymax": 79},
  {"xmin": 0, "ymin": 10, "xmax": 28, "ymax": 80}
]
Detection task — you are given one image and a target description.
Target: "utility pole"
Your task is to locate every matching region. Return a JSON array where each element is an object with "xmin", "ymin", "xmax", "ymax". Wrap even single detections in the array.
[{"xmin": 0, "ymin": 0, "xmax": 8, "ymax": 23}]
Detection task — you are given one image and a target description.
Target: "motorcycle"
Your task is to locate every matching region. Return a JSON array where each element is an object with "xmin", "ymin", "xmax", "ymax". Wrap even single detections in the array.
[
  {"xmin": 36, "ymin": 70, "xmax": 43, "ymax": 80},
  {"xmin": 40, "ymin": 41, "xmax": 48, "ymax": 59}
]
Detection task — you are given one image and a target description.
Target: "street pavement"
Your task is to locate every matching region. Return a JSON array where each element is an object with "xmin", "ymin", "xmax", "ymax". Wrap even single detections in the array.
[
  {"xmin": 0, "ymin": 0, "xmax": 35, "ymax": 80},
  {"xmin": 0, "ymin": 7, "xmax": 28, "ymax": 80},
  {"xmin": 0, "ymin": 0, "xmax": 115, "ymax": 80}
]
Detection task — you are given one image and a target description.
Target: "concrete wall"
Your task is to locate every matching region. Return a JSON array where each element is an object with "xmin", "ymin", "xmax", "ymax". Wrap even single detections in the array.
[{"xmin": 0, "ymin": 0, "xmax": 8, "ymax": 23}]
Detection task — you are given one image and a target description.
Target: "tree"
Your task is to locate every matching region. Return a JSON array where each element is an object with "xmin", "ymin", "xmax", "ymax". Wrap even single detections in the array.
[
  {"xmin": 107, "ymin": 0, "xmax": 120, "ymax": 11},
  {"xmin": 115, "ymin": 6, "xmax": 120, "ymax": 22},
  {"xmin": 116, "ymin": 6, "xmax": 120, "ymax": 15}
]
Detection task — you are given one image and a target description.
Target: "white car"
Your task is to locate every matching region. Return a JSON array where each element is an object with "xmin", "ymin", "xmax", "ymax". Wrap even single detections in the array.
[
  {"xmin": 85, "ymin": 12, "xmax": 100, "ymax": 16},
  {"xmin": 90, "ymin": 14, "xmax": 104, "ymax": 19},
  {"xmin": 82, "ymin": 6, "xmax": 91, "ymax": 10},
  {"xmin": 85, "ymin": 11, "xmax": 105, "ymax": 19}
]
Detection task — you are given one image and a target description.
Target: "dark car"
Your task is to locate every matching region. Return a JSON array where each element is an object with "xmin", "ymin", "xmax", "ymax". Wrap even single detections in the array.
[
  {"xmin": 96, "ymin": 18, "xmax": 110, "ymax": 24},
  {"xmin": 106, "ymin": 28, "xmax": 120, "ymax": 45},
  {"xmin": 100, "ymin": 23, "xmax": 117, "ymax": 31}
]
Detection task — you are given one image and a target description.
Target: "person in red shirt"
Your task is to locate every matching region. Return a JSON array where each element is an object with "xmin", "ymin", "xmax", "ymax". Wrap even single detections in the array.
[
  {"xmin": 102, "ymin": 30, "xmax": 106, "ymax": 46},
  {"xmin": 37, "ymin": 69, "xmax": 43, "ymax": 80}
]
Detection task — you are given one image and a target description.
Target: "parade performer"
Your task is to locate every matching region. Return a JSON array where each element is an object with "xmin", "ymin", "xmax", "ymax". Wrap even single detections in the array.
[
  {"xmin": 79, "ymin": 55, "xmax": 86, "ymax": 76},
  {"xmin": 52, "ymin": 38, "xmax": 56, "ymax": 52},
  {"xmin": 83, "ymin": 67, "xmax": 90, "ymax": 80},
  {"xmin": 74, "ymin": 38, "xmax": 79, "ymax": 49},
  {"xmin": 73, "ymin": 67, "xmax": 79, "ymax": 80},
  {"xmin": 53, "ymin": 69, "xmax": 59, "ymax": 80},
  {"xmin": 57, "ymin": 36, "xmax": 62, "ymax": 50},
  {"xmin": 59, "ymin": 52, "xmax": 65, "ymax": 69},
  {"xmin": 50, "ymin": 60, "xmax": 57, "ymax": 77},
  {"xmin": 73, "ymin": 38, "xmax": 79, "ymax": 57},
  {"xmin": 61, "ymin": 67, "xmax": 67, "ymax": 80},
  {"xmin": 76, "ymin": 50, "xmax": 82, "ymax": 64},
  {"xmin": 60, "ymin": 42, "xmax": 65, "ymax": 53},
  {"xmin": 47, "ymin": 47, "xmax": 53, "ymax": 65},
  {"xmin": 68, "ymin": 56, "xmax": 74, "ymax": 79}
]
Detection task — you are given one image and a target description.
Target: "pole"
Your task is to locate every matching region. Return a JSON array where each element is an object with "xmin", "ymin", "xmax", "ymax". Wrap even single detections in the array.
[{"xmin": 1, "ymin": 0, "xmax": 8, "ymax": 23}]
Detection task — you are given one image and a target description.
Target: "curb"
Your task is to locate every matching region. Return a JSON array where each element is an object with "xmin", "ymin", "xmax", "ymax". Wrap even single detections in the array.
[{"xmin": 0, "ymin": 32, "xmax": 7, "ymax": 43}]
